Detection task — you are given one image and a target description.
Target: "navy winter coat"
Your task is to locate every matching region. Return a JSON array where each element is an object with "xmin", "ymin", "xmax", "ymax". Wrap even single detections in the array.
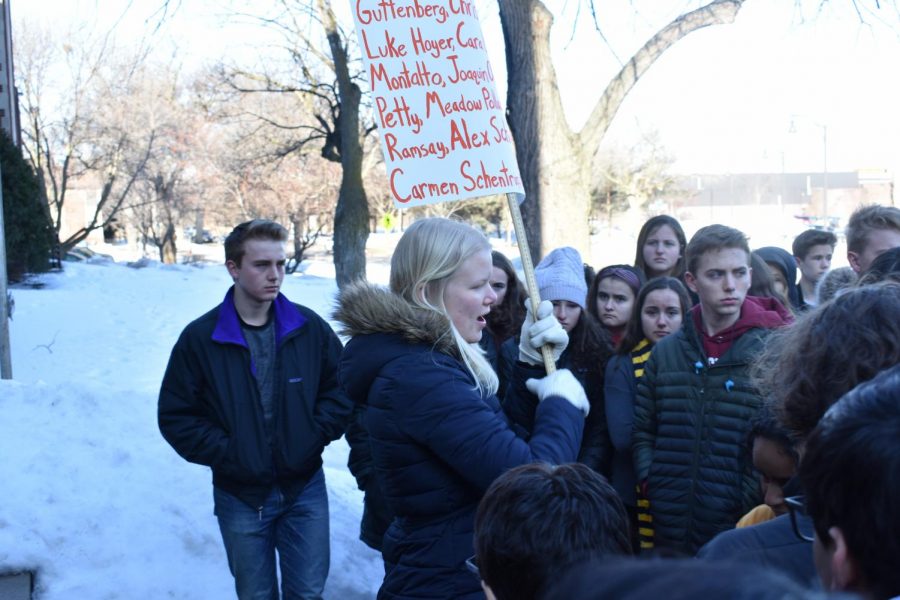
[
  {"xmin": 698, "ymin": 514, "xmax": 818, "ymax": 586},
  {"xmin": 335, "ymin": 284, "xmax": 583, "ymax": 600},
  {"xmin": 158, "ymin": 288, "xmax": 351, "ymax": 509},
  {"xmin": 604, "ymin": 353, "xmax": 639, "ymax": 505}
]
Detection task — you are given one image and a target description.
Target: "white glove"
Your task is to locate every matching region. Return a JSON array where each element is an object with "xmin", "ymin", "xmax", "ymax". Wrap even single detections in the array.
[
  {"xmin": 518, "ymin": 300, "xmax": 569, "ymax": 366},
  {"xmin": 526, "ymin": 369, "xmax": 589, "ymax": 417}
]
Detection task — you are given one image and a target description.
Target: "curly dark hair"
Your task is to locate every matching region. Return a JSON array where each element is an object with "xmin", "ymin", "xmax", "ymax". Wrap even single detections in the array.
[
  {"xmin": 568, "ymin": 308, "xmax": 614, "ymax": 372},
  {"xmin": 800, "ymin": 365, "xmax": 900, "ymax": 600},
  {"xmin": 747, "ymin": 406, "xmax": 798, "ymax": 466},
  {"xmin": 856, "ymin": 246, "xmax": 900, "ymax": 287},
  {"xmin": 752, "ymin": 283, "xmax": 900, "ymax": 439},
  {"xmin": 485, "ymin": 250, "xmax": 527, "ymax": 349}
]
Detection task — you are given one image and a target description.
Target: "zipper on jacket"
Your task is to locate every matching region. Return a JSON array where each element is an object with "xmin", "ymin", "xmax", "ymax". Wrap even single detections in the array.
[
  {"xmin": 258, "ymin": 506, "xmax": 263, "ymax": 521},
  {"xmin": 686, "ymin": 356, "xmax": 709, "ymax": 547},
  {"xmin": 689, "ymin": 358, "xmax": 747, "ymax": 548}
]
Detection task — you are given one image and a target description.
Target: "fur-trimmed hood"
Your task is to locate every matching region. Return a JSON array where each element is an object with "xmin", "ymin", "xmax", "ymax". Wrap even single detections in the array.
[
  {"xmin": 333, "ymin": 281, "xmax": 456, "ymax": 356},
  {"xmin": 334, "ymin": 282, "xmax": 464, "ymax": 409}
]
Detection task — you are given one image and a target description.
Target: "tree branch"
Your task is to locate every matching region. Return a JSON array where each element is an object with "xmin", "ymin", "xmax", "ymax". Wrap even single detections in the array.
[{"xmin": 579, "ymin": 0, "xmax": 745, "ymax": 158}]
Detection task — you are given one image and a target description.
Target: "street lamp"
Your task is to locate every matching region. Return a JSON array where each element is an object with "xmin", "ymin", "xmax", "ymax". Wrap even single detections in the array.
[{"xmin": 789, "ymin": 117, "xmax": 829, "ymax": 225}]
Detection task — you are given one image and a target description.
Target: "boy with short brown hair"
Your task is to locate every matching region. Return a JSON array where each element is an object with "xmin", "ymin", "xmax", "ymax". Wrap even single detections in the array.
[
  {"xmin": 159, "ymin": 219, "xmax": 351, "ymax": 599},
  {"xmin": 633, "ymin": 224, "xmax": 791, "ymax": 554},
  {"xmin": 845, "ymin": 204, "xmax": 900, "ymax": 274},
  {"xmin": 791, "ymin": 229, "xmax": 837, "ymax": 310}
]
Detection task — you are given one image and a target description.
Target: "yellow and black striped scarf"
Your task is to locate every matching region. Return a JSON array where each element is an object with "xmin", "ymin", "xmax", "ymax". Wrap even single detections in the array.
[
  {"xmin": 631, "ymin": 338, "xmax": 651, "ymax": 379},
  {"xmin": 631, "ymin": 338, "xmax": 655, "ymax": 550}
]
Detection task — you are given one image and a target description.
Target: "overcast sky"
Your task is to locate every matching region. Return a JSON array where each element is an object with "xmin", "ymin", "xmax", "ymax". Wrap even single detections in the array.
[{"xmin": 14, "ymin": 0, "xmax": 900, "ymax": 177}]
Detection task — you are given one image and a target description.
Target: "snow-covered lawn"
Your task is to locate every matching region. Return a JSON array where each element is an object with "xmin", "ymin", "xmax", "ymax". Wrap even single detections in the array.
[{"xmin": 1, "ymin": 255, "xmax": 388, "ymax": 599}]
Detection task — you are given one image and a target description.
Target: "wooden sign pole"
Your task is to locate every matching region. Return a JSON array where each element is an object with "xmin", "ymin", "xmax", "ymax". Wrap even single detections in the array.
[{"xmin": 506, "ymin": 193, "xmax": 556, "ymax": 375}]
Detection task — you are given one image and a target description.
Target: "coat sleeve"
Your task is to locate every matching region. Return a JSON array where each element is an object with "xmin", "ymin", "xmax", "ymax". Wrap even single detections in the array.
[
  {"xmin": 345, "ymin": 401, "xmax": 393, "ymax": 550},
  {"xmin": 576, "ymin": 364, "xmax": 612, "ymax": 476},
  {"xmin": 401, "ymin": 362, "xmax": 583, "ymax": 493},
  {"xmin": 311, "ymin": 316, "xmax": 354, "ymax": 444},
  {"xmin": 632, "ymin": 351, "xmax": 659, "ymax": 483},
  {"xmin": 501, "ymin": 358, "xmax": 545, "ymax": 438},
  {"xmin": 157, "ymin": 330, "xmax": 232, "ymax": 469},
  {"xmin": 496, "ymin": 336, "xmax": 519, "ymax": 402},
  {"xmin": 604, "ymin": 355, "xmax": 636, "ymax": 454},
  {"xmin": 345, "ymin": 403, "xmax": 373, "ymax": 490}
]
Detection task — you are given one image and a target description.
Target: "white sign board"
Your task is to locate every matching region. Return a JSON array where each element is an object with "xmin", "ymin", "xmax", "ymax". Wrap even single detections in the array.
[{"xmin": 351, "ymin": 0, "xmax": 525, "ymax": 208}]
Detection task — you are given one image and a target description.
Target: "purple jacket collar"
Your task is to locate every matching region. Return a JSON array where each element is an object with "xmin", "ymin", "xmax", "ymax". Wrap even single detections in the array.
[{"xmin": 212, "ymin": 287, "xmax": 307, "ymax": 348}]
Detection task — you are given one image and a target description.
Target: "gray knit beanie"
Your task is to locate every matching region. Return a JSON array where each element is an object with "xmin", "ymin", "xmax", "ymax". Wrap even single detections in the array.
[{"xmin": 535, "ymin": 247, "xmax": 587, "ymax": 309}]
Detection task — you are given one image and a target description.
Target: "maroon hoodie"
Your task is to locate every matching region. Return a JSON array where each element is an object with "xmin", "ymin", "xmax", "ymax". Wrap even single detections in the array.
[{"xmin": 691, "ymin": 296, "xmax": 793, "ymax": 365}]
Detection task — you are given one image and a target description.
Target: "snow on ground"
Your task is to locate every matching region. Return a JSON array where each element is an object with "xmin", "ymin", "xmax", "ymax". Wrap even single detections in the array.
[
  {"xmin": 0, "ymin": 252, "xmax": 391, "ymax": 599},
  {"xmin": 0, "ymin": 223, "xmax": 809, "ymax": 598}
]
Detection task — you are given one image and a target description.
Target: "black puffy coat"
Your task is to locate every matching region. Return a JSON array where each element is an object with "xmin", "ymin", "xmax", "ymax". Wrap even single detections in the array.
[
  {"xmin": 335, "ymin": 283, "xmax": 583, "ymax": 600},
  {"xmin": 632, "ymin": 306, "xmax": 777, "ymax": 553}
]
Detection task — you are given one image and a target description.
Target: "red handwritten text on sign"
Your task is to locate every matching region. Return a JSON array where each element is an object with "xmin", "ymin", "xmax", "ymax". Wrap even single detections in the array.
[{"xmin": 351, "ymin": 0, "xmax": 524, "ymax": 207}]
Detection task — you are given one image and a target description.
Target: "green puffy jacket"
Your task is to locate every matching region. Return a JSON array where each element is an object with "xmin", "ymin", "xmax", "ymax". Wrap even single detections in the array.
[{"xmin": 633, "ymin": 315, "xmax": 768, "ymax": 554}]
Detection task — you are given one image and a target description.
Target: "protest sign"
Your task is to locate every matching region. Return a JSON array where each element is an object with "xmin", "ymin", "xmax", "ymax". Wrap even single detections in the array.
[
  {"xmin": 351, "ymin": 0, "xmax": 525, "ymax": 208},
  {"xmin": 350, "ymin": 1, "xmax": 554, "ymax": 372}
]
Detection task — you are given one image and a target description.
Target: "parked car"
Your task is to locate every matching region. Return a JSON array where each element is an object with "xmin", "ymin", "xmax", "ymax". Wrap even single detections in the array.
[
  {"xmin": 184, "ymin": 227, "xmax": 216, "ymax": 244},
  {"xmin": 63, "ymin": 247, "xmax": 113, "ymax": 263}
]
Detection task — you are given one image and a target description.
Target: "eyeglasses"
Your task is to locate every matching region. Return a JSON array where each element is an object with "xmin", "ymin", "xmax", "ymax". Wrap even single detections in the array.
[
  {"xmin": 785, "ymin": 495, "xmax": 815, "ymax": 543},
  {"xmin": 465, "ymin": 555, "xmax": 480, "ymax": 580}
]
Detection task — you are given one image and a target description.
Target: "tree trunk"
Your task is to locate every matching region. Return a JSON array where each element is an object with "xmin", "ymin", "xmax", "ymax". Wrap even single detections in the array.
[
  {"xmin": 319, "ymin": 0, "xmax": 370, "ymax": 289},
  {"xmin": 499, "ymin": 1, "xmax": 589, "ymax": 261},
  {"xmin": 160, "ymin": 223, "xmax": 177, "ymax": 264},
  {"xmin": 332, "ymin": 123, "xmax": 369, "ymax": 288},
  {"xmin": 499, "ymin": 0, "xmax": 745, "ymax": 262},
  {"xmin": 291, "ymin": 213, "xmax": 306, "ymax": 265}
]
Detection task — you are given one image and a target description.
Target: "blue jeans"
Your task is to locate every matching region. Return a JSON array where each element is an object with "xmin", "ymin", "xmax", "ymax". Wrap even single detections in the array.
[{"xmin": 214, "ymin": 468, "xmax": 330, "ymax": 600}]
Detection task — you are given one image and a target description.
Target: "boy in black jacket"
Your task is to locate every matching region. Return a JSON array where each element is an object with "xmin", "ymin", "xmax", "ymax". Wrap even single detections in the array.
[
  {"xmin": 633, "ymin": 225, "xmax": 791, "ymax": 554},
  {"xmin": 158, "ymin": 219, "xmax": 351, "ymax": 600}
]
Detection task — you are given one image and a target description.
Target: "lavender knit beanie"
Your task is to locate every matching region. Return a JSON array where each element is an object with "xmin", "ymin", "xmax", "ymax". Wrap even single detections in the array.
[{"xmin": 535, "ymin": 247, "xmax": 587, "ymax": 309}]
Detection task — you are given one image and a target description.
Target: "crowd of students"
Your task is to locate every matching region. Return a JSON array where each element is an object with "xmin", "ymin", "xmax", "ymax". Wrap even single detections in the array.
[
  {"xmin": 338, "ymin": 203, "xmax": 900, "ymax": 600},
  {"xmin": 158, "ymin": 204, "xmax": 899, "ymax": 600}
]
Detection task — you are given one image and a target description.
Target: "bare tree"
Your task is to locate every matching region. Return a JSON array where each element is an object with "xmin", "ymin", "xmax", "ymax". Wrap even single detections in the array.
[
  {"xmin": 122, "ymin": 62, "xmax": 194, "ymax": 263},
  {"xmin": 216, "ymin": 0, "xmax": 371, "ymax": 288},
  {"xmin": 130, "ymin": 168, "xmax": 184, "ymax": 263},
  {"xmin": 16, "ymin": 20, "xmax": 155, "ymax": 256},
  {"xmin": 316, "ymin": 0, "xmax": 370, "ymax": 287},
  {"xmin": 189, "ymin": 66, "xmax": 341, "ymax": 265},
  {"xmin": 594, "ymin": 130, "xmax": 678, "ymax": 223},
  {"xmin": 360, "ymin": 136, "xmax": 396, "ymax": 232},
  {"xmin": 498, "ymin": 0, "xmax": 745, "ymax": 259},
  {"xmin": 233, "ymin": 152, "xmax": 339, "ymax": 271}
]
